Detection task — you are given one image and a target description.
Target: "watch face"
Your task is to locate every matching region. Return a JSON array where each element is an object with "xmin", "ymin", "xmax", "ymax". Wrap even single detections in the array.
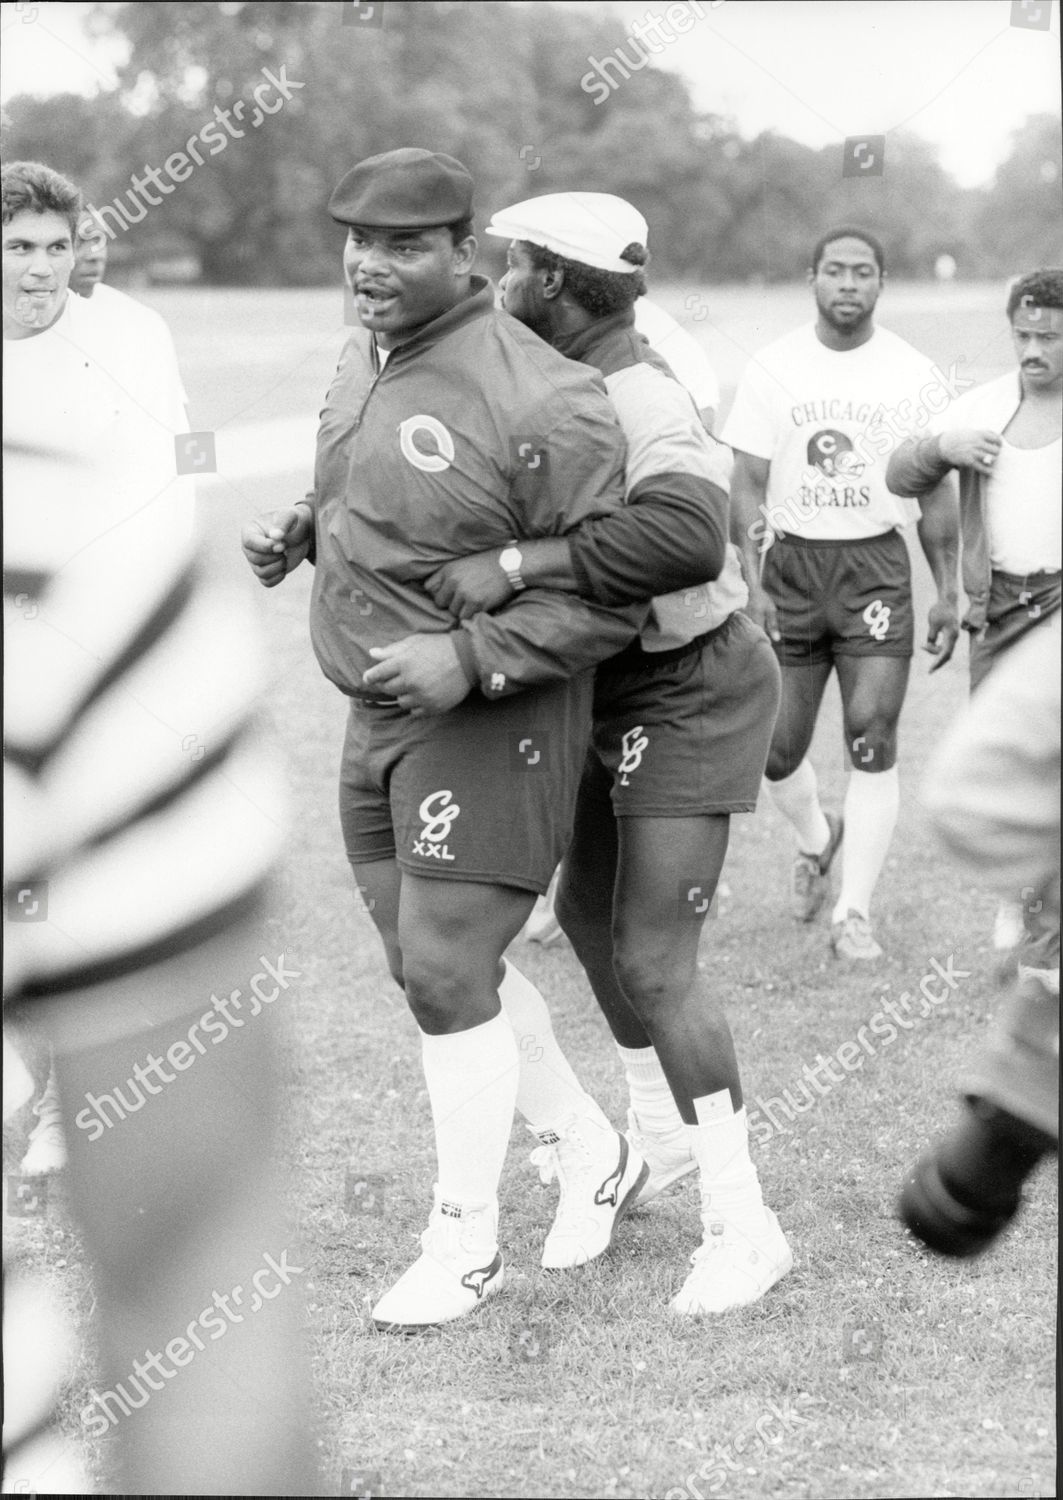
[{"xmin": 500, "ymin": 546, "xmax": 522, "ymax": 570}]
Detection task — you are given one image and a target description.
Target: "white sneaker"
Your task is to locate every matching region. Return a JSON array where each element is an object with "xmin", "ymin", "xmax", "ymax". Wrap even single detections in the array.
[
  {"xmin": 371, "ymin": 1187, "xmax": 503, "ymax": 1333},
  {"xmin": 671, "ymin": 1208, "xmax": 793, "ymax": 1315},
  {"xmin": 625, "ymin": 1109, "xmax": 696, "ymax": 1205},
  {"xmin": 19, "ymin": 1075, "xmax": 67, "ymax": 1176},
  {"xmin": 518, "ymin": 868, "xmax": 566, "ymax": 947},
  {"xmin": 530, "ymin": 1114, "xmax": 648, "ymax": 1269}
]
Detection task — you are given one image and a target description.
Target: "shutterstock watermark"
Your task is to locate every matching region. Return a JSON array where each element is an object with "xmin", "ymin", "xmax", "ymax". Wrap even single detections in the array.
[
  {"xmin": 581, "ymin": 1, "xmax": 724, "ymax": 105},
  {"xmin": 747, "ymin": 361, "xmax": 974, "ymax": 554},
  {"xmin": 73, "ymin": 954, "xmax": 300, "ymax": 1140},
  {"xmin": 87, "ymin": 65, "xmax": 304, "ymax": 240},
  {"xmin": 663, "ymin": 1394, "xmax": 817, "ymax": 1498},
  {"xmin": 79, "ymin": 1247, "xmax": 304, "ymax": 1437},
  {"xmin": 748, "ymin": 953, "xmax": 972, "ymax": 1146}
]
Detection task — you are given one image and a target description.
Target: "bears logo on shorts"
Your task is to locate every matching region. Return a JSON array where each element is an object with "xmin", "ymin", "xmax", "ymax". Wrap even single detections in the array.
[
  {"xmin": 413, "ymin": 789, "xmax": 460, "ymax": 860},
  {"xmin": 862, "ymin": 599, "xmax": 892, "ymax": 641},
  {"xmin": 618, "ymin": 725, "xmax": 649, "ymax": 786}
]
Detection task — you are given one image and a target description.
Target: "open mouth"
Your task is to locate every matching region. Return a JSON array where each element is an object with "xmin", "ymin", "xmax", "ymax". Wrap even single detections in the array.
[{"xmin": 355, "ymin": 285, "xmax": 397, "ymax": 312}]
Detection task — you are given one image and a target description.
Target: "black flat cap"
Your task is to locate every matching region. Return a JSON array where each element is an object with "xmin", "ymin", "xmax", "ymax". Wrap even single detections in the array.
[{"xmin": 328, "ymin": 147, "xmax": 474, "ymax": 228}]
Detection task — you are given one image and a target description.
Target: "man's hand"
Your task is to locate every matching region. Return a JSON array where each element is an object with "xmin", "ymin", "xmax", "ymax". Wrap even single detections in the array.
[
  {"xmin": 937, "ymin": 428, "xmax": 1002, "ymax": 476},
  {"xmin": 924, "ymin": 598, "xmax": 960, "ymax": 672},
  {"xmin": 425, "ymin": 552, "xmax": 513, "ymax": 619},
  {"xmin": 362, "ymin": 633, "xmax": 472, "ymax": 715},
  {"xmin": 744, "ymin": 583, "xmax": 780, "ymax": 643},
  {"xmin": 241, "ymin": 505, "xmax": 313, "ymax": 588}
]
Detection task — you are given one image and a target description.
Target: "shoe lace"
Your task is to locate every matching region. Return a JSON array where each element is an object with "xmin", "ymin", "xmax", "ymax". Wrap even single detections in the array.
[{"xmin": 529, "ymin": 1143, "xmax": 559, "ymax": 1187}]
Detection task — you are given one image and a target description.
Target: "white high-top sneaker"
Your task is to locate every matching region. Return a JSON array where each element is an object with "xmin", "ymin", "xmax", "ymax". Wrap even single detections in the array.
[
  {"xmin": 625, "ymin": 1107, "xmax": 697, "ymax": 1205},
  {"xmin": 671, "ymin": 1208, "xmax": 793, "ymax": 1315},
  {"xmin": 372, "ymin": 1186, "xmax": 503, "ymax": 1333},
  {"xmin": 530, "ymin": 1114, "xmax": 648, "ymax": 1269}
]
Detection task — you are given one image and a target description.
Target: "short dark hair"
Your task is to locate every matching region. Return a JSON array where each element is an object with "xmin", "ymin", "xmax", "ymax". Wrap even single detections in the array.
[
  {"xmin": 1, "ymin": 160, "xmax": 81, "ymax": 237},
  {"xmin": 522, "ymin": 240, "xmax": 648, "ymax": 319},
  {"xmin": 811, "ymin": 226, "xmax": 885, "ymax": 276},
  {"xmin": 1006, "ymin": 268, "xmax": 1063, "ymax": 321}
]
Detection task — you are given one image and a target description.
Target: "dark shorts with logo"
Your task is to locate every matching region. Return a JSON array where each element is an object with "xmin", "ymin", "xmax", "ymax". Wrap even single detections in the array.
[
  {"xmin": 968, "ymin": 568, "xmax": 1062, "ymax": 692},
  {"xmin": 588, "ymin": 611, "xmax": 781, "ymax": 817},
  {"xmin": 338, "ymin": 675, "xmax": 593, "ymax": 893},
  {"xmin": 763, "ymin": 530, "xmax": 915, "ymax": 664}
]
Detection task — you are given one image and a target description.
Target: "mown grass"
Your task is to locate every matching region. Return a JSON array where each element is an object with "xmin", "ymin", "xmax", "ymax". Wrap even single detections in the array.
[{"xmin": 4, "ymin": 283, "xmax": 1055, "ymax": 1499}]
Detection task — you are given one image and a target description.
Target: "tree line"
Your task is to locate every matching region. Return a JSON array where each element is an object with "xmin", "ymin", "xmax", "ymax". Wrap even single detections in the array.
[{"xmin": 2, "ymin": 0, "xmax": 1058, "ymax": 284}]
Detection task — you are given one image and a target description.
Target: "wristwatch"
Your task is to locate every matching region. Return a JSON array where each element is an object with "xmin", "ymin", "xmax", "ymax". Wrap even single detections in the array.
[{"xmin": 499, "ymin": 542, "xmax": 526, "ymax": 592}]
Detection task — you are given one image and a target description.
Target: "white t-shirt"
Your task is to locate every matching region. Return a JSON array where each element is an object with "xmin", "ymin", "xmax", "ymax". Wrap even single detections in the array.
[
  {"xmin": 722, "ymin": 323, "xmax": 939, "ymax": 540},
  {"xmin": 985, "ymin": 439, "xmax": 1062, "ymax": 573},
  {"xmin": 635, "ymin": 298, "xmax": 720, "ymax": 413},
  {"xmin": 3, "ymin": 286, "xmax": 195, "ymax": 556}
]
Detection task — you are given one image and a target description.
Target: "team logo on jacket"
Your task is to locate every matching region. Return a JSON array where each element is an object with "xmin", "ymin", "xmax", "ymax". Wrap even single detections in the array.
[
  {"xmin": 806, "ymin": 429, "xmax": 867, "ymax": 480},
  {"xmin": 413, "ymin": 789, "xmax": 460, "ymax": 860},
  {"xmin": 618, "ymin": 725, "xmax": 648, "ymax": 785},
  {"xmin": 399, "ymin": 415, "xmax": 455, "ymax": 473}
]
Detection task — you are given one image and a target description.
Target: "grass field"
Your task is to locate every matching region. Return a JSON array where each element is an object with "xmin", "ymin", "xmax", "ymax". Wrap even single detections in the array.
[{"xmin": 5, "ymin": 282, "xmax": 1057, "ymax": 1500}]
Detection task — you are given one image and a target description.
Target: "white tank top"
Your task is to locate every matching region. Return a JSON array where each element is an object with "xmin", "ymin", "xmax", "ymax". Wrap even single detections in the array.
[{"xmin": 985, "ymin": 438, "xmax": 1062, "ymax": 573}]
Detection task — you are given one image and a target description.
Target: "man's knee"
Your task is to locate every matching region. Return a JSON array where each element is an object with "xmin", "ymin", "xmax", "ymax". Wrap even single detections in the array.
[
  {"xmin": 613, "ymin": 933, "xmax": 696, "ymax": 1023},
  {"xmin": 844, "ymin": 711, "xmax": 899, "ymax": 770}
]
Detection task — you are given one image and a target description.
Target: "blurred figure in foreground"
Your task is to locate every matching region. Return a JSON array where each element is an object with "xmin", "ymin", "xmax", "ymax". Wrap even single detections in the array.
[
  {"xmin": 3, "ymin": 159, "xmax": 319, "ymax": 1494},
  {"xmin": 899, "ymin": 616, "xmax": 1059, "ymax": 1256}
]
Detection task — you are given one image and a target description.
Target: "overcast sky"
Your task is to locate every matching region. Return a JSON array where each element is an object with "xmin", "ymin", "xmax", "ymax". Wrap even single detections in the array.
[{"xmin": 1, "ymin": 0, "xmax": 1059, "ymax": 187}]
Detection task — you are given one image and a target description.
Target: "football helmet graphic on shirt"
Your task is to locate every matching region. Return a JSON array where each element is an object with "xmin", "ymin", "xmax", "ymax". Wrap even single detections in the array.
[{"xmin": 806, "ymin": 429, "xmax": 867, "ymax": 480}]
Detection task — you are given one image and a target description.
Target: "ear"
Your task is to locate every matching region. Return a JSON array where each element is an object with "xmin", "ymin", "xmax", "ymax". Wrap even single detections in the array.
[
  {"xmin": 541, "ymin": 263, "xmax": 565, "ymax": 302},
  {"xmin": 453, "ymin": 233, "xmax": 478, "ymax": 275},
  {"xmin": 805, "ymin": 266, "xmax": 816, "ymax": 287}
]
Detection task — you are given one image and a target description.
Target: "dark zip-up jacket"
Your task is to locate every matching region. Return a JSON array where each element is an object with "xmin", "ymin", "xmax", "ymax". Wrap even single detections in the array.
[{"xmin": 307, "ymin": 277, "xmax": 645, "ymax": 699}]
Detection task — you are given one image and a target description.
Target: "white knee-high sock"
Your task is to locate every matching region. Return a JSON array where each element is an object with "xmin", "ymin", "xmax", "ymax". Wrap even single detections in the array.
[
  {"xmin": 616, "ymin": 1042, "xmax": 684, "ymax": 1135},
  {"xmin": 686, "ymin": 1106, "xmax": 768, "ymax": 1236},
  {"xmin": 498, "ymin": 960, "xmax": 610, "ymax": 1133},
  {"xmin": 765, "ymin": 759, "xmax": 831, "ymax": 854},
  {"xmin": 833, "ymin": 765, "xmax": 899, "ymax": 923},
  {"xmin": 419, "ymin": 1013, "xmax": 519, "ymax": 1205}
]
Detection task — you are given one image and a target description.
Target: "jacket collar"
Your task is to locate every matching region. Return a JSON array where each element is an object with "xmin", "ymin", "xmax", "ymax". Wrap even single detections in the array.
[
  {"xmin": 553, "ymin": 308, "xmax": 636, "ymax": 368},
  {"xmin": 372, "ymin": 275, "xmax": 495, "ymax": 368}
]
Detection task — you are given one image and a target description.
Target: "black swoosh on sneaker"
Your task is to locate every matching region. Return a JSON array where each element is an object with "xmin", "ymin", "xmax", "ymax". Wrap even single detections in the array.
[
  {"xmin": 594, "ymin": 1136, "xmax": 628, "ymax": 1208},
  {"xmin": 460, "ymin": 1250, "xmax": 503, "ymax": 1299}
]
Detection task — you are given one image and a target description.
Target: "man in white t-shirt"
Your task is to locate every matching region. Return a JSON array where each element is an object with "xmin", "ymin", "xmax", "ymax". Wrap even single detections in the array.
[
  {"xmin": 3, "ymin": 177, "xmax": 194, "ymax": 543},
  {"xmin": 723, "ymin": 228, "xmax": 960, "ymax": 961}
]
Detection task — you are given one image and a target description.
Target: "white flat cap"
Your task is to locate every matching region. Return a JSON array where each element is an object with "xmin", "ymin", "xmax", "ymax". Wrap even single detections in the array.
[{"xmin": 486, "ymin": 191, "xmax": 648, "ymax": 274}]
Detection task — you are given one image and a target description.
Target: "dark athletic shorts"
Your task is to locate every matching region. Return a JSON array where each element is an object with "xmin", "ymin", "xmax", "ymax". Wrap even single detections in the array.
[
  {"xmin": 338, "ymin": 675, "xmax": 593, "ymax": 893},
  {"xmin": 763, "ymin": 530, "xmax": 915, "ymax": 664},
  {"xmin": 968, "ymin": 568, "xmax": 1062, "ymax": 692},
  {"xmin": 589, "ymin": 611, "xmax": 781, "ymax": 817}
]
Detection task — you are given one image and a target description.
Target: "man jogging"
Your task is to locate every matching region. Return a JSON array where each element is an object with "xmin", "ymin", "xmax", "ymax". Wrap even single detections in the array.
[{"xmin": 723, "ymin": 227, "xmax": 960, "ymax": 961}]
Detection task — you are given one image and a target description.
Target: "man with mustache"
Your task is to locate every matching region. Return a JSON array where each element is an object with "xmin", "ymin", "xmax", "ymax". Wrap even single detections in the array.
[
  {"xmin": 242, "ymin": 150, "xmax": 675, "ymax": 1332},
  {"xmin": 723, "ymin": 228, "xmax": 960, "ymax": 962},
  {"xmin": 886, "ymin": 268, "xmax": 1062, "ymax": 690},
  {"xmin": 887, "ymin": 267, "xmax": 1062, "ymax": 991}
]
